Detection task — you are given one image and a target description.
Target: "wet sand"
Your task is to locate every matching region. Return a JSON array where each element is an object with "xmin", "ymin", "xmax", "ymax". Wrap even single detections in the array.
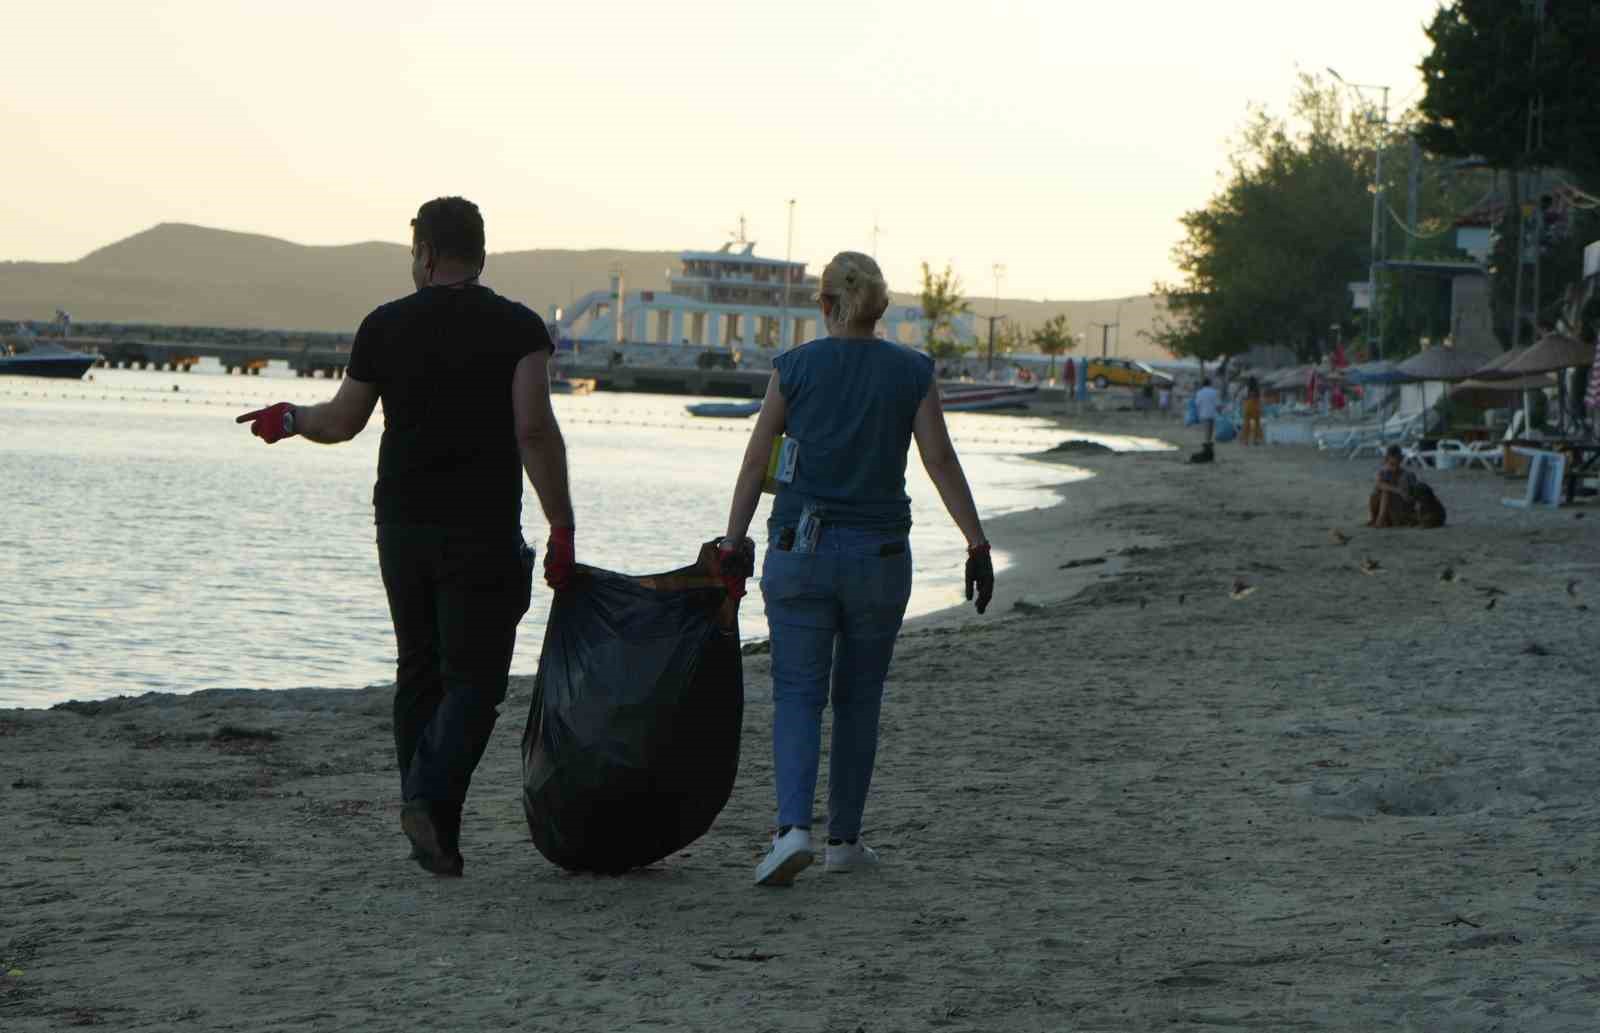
[{"xmin": 5, "ymin": 416, "xmax": 1600, "ymax": 1031}]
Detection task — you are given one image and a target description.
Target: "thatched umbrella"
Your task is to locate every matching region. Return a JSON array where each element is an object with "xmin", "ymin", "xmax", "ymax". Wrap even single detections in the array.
[
  {"xmin": 1395, "ymin": 347, "xmax": 1495, "ymax": 434},
  {"xmin": 1462, "ymin": 347, "xmax": 1527, "ymax": 381},
  {"xmin": 1449, "ymin": 371, "xmax": 1554, "ymax": 410},
  {"xmin": 1499, "ymin": 332, "xmax": 1592, "ymax": 375},
  {"xmin": 1395, "ymin": 346, "xmax": 1495, "ymax": 382},
  {"xmin": 1502, "ymin": 332, "xmax": 1597, "ymax": 431}
]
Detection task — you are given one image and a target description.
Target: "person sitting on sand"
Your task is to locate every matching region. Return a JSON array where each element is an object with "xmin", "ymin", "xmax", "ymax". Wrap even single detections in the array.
[
  {"xmin": 1370, "ymin": 446, "xmax": 1418, "ymax": 527},
  {"xmin": 719, "ymin": 250, "xmax": 995, "ymax": 887},
  {"xmin": 236, "ymin": 197, "xmax": 576, "ymax": 877},
  {"xmin": 1369, "ymin": 445, "xmax": 1446, "ymax": 528}
]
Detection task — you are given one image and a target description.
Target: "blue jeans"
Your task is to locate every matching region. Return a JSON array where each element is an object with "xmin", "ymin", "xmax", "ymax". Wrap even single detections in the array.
[{"xmin": 761, "ymin": 524, "xmax": 913, "ymax": 841}]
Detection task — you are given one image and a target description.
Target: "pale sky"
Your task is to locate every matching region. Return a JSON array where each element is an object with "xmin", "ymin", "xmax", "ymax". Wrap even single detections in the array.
[{"xmin": 1, "ymin": 0, "xmax": 1442, "ymax": 300}]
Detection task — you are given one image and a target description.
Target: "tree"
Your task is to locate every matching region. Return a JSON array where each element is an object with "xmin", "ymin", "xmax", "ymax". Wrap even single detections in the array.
[
  {"xmin": 1417, "ymin": 0, "xmax": 1600, "ymax": 186},
  {"xmin": 1152, "ymin": 76, "xmax": 1374, "ymax": 366},
  {"xmin": 1029, "ymin": 314, "xmax": 1075, "ymax": 380},
  {"xmin": 993, "ymin": 319, "xmax": 1027, "ymax": 355},
  {"xmin": 1416, "ymin": 0, "xmax": 1600, "ymax": 346},
  {"xmin": 919, "ymin": 261, "xmax": 973, "ymax": 360}
]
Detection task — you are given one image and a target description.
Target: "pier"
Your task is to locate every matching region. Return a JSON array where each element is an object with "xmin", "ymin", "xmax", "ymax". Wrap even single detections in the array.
[{"xmin": 0, "ymin": 334, "xmax": 352, "ymax": 378}]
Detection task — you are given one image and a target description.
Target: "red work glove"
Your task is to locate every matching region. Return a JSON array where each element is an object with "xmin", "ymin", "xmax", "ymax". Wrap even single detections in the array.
[
  {"xmin": 965, "ymin": 542, "xmax": 995, "ymax": 615},
  {"xmin": 236, "ymin": 403, "xmax": 297, "ymax": 444},
  {"xmin": 544, "ymin": 526, "xmax": 575, "ymax": 590},
  {"xmin": 716, "ymin": 537, "xmax": 755, "ymax": 602}
]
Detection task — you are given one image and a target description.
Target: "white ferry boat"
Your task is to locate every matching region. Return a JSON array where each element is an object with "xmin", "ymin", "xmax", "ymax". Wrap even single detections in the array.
[{"xmin": 550, "ymin": 231, "xmax": 971, "ymax": 356}]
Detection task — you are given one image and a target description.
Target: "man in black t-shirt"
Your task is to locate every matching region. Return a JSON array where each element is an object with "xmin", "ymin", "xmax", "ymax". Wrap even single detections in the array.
[{"xmin": 237, "ymin": 197, "xmax": 576, "ymax": 876}]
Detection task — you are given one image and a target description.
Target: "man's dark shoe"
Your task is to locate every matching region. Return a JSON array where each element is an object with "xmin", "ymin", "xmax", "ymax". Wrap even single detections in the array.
[{"xmin": 401, "ymin": 800, "xmax": 464, "ymax": 877}]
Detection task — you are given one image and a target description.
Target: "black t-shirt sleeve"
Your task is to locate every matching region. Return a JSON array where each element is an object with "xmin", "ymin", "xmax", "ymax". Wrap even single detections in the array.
[
  {"xmin": 347, "ymin": 308, "xmax": 384, "ymax": 382},
  {"xmin": 509, "ymin": 303, "xmax": 555, "ymax": 361}
]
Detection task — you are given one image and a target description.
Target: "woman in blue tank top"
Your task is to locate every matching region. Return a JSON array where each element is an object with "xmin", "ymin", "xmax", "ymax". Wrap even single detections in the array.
[{"xmin": 719, "ymin": 251, "xmax": 995, "ymax": 887}]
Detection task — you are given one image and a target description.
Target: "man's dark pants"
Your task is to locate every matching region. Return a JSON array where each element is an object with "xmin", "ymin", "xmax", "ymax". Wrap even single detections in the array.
[{"xmin": 377, "ymin": 524, "xmax": 532, "ymax": 850}]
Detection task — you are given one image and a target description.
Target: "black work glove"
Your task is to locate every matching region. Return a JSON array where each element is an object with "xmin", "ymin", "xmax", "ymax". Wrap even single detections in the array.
[{"xmin": 965, "ymin": 543, "xmax": 994, "ymax": 615}]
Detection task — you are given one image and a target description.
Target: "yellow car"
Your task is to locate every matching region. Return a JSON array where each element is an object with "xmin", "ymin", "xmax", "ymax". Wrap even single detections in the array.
[{"xmin": 1083, "ymin": 358, "xmax": 1173, "ymax": 390}]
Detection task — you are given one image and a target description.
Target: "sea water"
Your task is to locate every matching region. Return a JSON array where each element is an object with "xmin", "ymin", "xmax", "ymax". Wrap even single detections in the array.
[{"xmin": 1, "ymin": 362, "xmax": 1161, "ymax": 707}]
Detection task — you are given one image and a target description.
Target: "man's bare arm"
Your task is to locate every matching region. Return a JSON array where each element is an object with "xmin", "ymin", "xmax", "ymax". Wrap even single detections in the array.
[
  {"xmin": 512, "ymin": 350, "xmax": 575, "ymax": 528},
  {"xmin": 294, "ymin": 376, "xmax": 379, "ymax": 443}
]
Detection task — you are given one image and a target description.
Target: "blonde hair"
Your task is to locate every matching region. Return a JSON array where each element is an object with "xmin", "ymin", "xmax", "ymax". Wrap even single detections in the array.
[{"xmin": 819, "ymin": 251, "xmax": 890, "ymax": 334}]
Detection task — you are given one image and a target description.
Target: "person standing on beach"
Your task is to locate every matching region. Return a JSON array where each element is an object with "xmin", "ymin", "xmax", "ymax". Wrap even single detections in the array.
[
  {"xmin": 1241, "ymin": 376, "xmax": 1264, "ymax": 445},
  {"xmin": 719, "ymin": 251, "xmax": 995, "ymax": 887},
  {"xmin": 1194, "ymin": 377, "xmax": 1221, "ymax": 451},
  {"xmin": 235, "ymin": 197, "xmax": 576, "ymax": 877}
]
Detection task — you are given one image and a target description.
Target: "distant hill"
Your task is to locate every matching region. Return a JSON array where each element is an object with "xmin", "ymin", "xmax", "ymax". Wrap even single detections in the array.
[{"xmin": 0, "ymin": 223, "xmax": 1173, "ymax": 360}]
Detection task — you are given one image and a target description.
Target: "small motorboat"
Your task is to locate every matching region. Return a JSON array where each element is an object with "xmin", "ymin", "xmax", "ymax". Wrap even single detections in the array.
[
  {"xmin": 0, "ymin": 341, "xmax": 97, "ymax": 379},
  {"xmin": 550, "ymin": 376, "xmax": 596, "ymax": 395},
  {"xmin": 686, "ymin": 400, "xmax": 762, "ymax": 418},
  {"xmin": 941, "ymin": 383, "xmax": 1038, "ymax": 412}
]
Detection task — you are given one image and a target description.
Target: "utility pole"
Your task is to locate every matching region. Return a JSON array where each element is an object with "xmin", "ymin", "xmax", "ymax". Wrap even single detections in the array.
[
  {"xmin": 782, "ymin": 199, "xmax": 796, "ymax": 349},
  {"xmin": 1511, "ymin": 1, "xmax": 1548, "ymax": 353},
  {"xmin": 1406, "ymin": 137, "xmax": 1421, "ymax": 258},
  {"xmin": 1089, "ymin": 321, "xmax": 1118, "ymax": 358},
  {"xmin": 1329, "ymin": 68, "xmax": 1390, "ymax": 360},
  {"xmin": 983, "ymin": 314, "xmax": 1008, "ymax": 375},
  {"xmin": 988, "ymin": 264, "xmax": 1005, "ymax": 374}
]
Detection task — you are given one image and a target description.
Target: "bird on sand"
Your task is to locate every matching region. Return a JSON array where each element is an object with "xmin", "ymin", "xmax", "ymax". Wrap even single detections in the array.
[
  {"xmin": 1329, "ymin": 529, "xmax": 1351, "ymax": 547},
  {"xmin": 1440, "ymin": 566, "xmax": 1457, "ymax": 583},
  {"xmin": 1230, "ymin": 577, "xmax": 1257, "ymax": 600},
  {"xmin": 1359, "ymin": 558, "xmax": 1382, "ymax": 575}
]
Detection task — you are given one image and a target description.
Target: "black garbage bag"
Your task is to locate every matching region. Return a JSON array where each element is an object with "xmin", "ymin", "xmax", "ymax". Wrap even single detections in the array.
[{"xmin": 521, "ymin": 541, "xmax": 745, "ymax": 874}]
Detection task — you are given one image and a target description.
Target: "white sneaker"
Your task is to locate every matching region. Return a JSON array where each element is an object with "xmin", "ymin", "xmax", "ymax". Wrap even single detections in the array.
[
  {"xmin": 754, "ymin": 827, "xmax": 814, "ymax": 887},
  {"xmin": 824, "ymin": 838, "xmax": 880, "ymax": 873}
]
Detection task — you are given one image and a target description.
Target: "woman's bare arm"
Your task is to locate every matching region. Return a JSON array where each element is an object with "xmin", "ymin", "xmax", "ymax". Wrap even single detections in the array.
[
  {"xmin": 912, "ymin": 381, "xmax": 986, "ymax": 547},
  {"xmin": 724, "ymin": 374, "xmax": 787, "ymax": 543}
]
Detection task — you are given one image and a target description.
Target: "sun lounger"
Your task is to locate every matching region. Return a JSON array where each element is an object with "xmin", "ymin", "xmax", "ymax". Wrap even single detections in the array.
[{"xmin": 1345, "ymin": 412, "xmax": 1424, "ymax": 459}]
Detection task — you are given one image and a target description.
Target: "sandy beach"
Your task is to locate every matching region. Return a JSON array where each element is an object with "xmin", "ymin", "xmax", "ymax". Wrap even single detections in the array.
[{"xmin": 5, "ymin": 412, "xmax": 1600, "ymax": 1032}]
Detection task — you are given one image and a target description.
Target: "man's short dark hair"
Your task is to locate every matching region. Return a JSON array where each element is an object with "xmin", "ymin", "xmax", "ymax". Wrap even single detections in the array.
[
  {"xmin": 1386, "ymin": 444, "xmax": 1403, "ymax": 460},
  {"xmin": 411, "ymin": 197, "xmax": 485, "ymax": 266}
]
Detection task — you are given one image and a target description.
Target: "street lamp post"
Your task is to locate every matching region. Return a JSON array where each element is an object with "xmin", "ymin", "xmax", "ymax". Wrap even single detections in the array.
[
  {"xmin": 1328, "ymin": 67, "xmax": 1390, "ymax": 361},
  {"xmin": 988, "ymin": 263, "xmax": 1005, "ymax": 374}
]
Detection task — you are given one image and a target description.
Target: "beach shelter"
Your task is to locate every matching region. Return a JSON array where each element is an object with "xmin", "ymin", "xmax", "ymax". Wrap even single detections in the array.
[
  {"xmin": 1449, "ymin": 349, "xmax": 1553, "ymax": 409},
  {"xmin": 1461, "ymin": 346, "xmax": 1525, "ymax": 381},
  {"xmin": 1395, "ymin": 347, "xmax": 1495, "ymax": 434},
  {"xmin": 1499, "ymin": 333, "xmax": 1593, "ymax": 430},
  {"xmin": 1499, "ymin": 332, "xmax": 1592, "ymax": 376},
  {"xmin": 1339, "ymin": 359, "xmax": 1406, "ymax": 385}
]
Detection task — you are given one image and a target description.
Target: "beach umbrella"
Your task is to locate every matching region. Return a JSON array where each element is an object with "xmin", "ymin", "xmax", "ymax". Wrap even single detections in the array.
[
  {"xmin": 1499, "ymin": 333, "xmax": 1596, "ymax": 432},
  {"xmin": 1395, "ymin": 346, "xmax": 1494, "ymax": 382},
  {"xmin": 1394, "ymin": 347, "xmax": 1493, "ymax": 434},
  {"xmin": 1339, "ymin": 359, "xmax": 1404, "ymax": 385},
  {"xmin": 1449, "ymin": 371, "xmax": 1555, "ymax": 410},
  {"xmin": 1463, "ymin": 347, "xmax": 1528, "ymax": 381},
  {"xmin": 1498, "ymin": 332, "xmax": 1592, "ymax": 375}
]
